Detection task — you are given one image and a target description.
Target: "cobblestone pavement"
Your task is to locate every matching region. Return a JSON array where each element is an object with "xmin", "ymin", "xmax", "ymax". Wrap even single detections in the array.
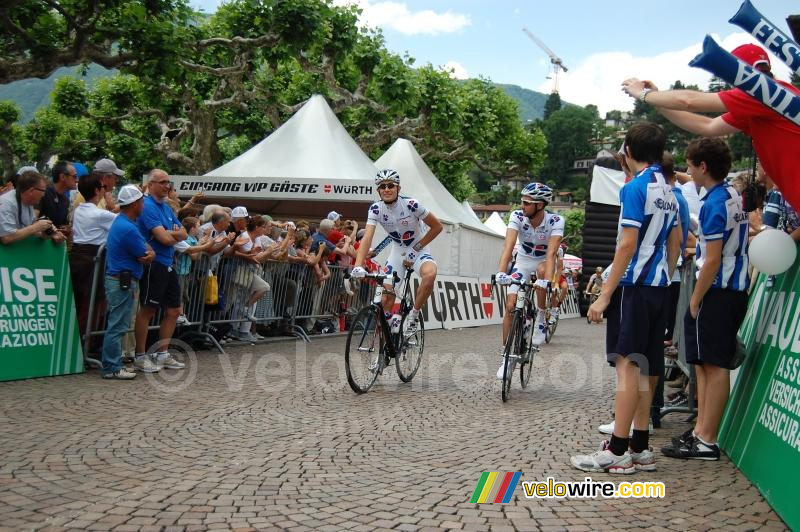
[{"xmin": 0, "ymin": 320, "xmax": 788, "ymax": 531}]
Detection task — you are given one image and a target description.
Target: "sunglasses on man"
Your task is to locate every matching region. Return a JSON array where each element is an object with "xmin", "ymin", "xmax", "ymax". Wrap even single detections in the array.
[{"xmin": 377, "ymin": 183, "xmax": 396, "ymax": 190}]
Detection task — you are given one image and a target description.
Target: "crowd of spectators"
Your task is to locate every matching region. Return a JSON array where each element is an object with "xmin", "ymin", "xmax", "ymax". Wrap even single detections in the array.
[{"xmin": 0, "ymin": 160, "xmax": 373, "ymax": 379}]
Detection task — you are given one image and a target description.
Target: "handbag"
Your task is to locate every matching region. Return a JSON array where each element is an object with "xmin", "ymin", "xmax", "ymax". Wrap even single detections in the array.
[{"xmin": 205, "ymin": 272, "xmax": 219, "ymax": 305}]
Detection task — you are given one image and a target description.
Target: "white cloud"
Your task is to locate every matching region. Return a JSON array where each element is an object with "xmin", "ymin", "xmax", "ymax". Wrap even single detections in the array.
[
  {"xmin": 540, "ymin": 32, "xmax": 793, "ymax": 116},
  {"xmin": 442, "ymin": 61, "xmax": 468, "ymax": 79},
  {"xmin": 334, "ymin": 0, "xmax": 470, "ymax": 35}
]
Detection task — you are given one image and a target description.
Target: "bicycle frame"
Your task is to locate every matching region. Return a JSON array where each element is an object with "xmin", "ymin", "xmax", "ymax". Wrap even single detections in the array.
[{"xmin": 364, "ymin": 267, "xmax": 415, "ymax": 359}]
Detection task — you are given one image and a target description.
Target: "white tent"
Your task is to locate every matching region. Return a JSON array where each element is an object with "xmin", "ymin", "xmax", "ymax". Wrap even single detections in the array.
[
  {"xmin": 171, "ymin": 94, "xmax": 377, "ymax": 219},
  {"xmin": 484, "ymin": 211, "xmax": 507, "ymax": 236},
  {"xmin": 375, "ymin": 139, "xmax": 503, "ymax": 277},
  {"xmin": 461, "ymin": 200, "xmax": 482, "ymax": 222}
]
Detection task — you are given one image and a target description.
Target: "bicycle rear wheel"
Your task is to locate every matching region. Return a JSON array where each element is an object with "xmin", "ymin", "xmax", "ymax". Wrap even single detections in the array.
[
  {"xmin": 396, "ymin": 314, "xmax": 424, "ymax": 382},
  {"xmin": 345, "ymin": 306, "xmax": 383, "ymax": 393},
  {"xmin": 501, "ymin": 312, "xmax": 522, "ymax": 402}
]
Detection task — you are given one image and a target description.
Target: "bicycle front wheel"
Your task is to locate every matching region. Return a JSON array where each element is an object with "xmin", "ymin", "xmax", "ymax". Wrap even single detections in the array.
[
  {"xmin": 501, "ymin": 312, "xmax": 521, "ymax": 402},
  {"xmin": 396, "ymin": 314, "xmax": 424, "ymax": 382},
  {"xmin": 345, "ymin": 306, "xmax": 383, "ymax": 393},
  {"xmin": 520, "ymin": 318, "xmax": 536, "ymax": 389}
]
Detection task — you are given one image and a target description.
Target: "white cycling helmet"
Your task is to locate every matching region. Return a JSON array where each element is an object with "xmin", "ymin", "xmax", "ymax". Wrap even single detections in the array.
[
  {"xmin": 375, "ymin": 168, "xmax": 400, "ymax": 185},
  {"xmin": 521, "ymin": 182, "xmax": 553, "ymax": 204}
]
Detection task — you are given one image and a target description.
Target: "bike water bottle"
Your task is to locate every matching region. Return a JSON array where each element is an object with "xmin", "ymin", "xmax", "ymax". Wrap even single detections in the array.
[{"xmin": 390, "ymin": 313, "xmax": 402, "ymax": 333}]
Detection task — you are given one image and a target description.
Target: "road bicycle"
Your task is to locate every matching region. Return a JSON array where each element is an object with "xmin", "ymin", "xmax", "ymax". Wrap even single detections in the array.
[
  {"xmin": 493, "ymin": 275, "xmax": 539, "ymax": 402},
  {"xmin": 344, "ymin": 267, "xmax": 424, "ymax": 394},
  {"xmin": 543, "ymin": 271, "xmax": 562, "ymax": 343}
]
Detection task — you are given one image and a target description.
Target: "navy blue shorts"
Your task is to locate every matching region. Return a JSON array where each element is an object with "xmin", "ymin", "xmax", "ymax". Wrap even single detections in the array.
[
  {"xmin": 605, "ymin": 285, "xmax": 670, "ymax": 377},
  {"xmin": 139, "ymin": 262, "xmax": 181, "ymax": 309},
  {"xmin": 684, "ymin": 288, "xmax": 748, "ymax": 370}
]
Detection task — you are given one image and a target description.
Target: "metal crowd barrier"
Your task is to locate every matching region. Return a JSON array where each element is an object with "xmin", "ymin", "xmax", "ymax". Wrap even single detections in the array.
[
  {"xmin": 660, "ymin": 260, "xmax": 698, "ymax": 419},
  {"xmin": 79, "ymin": 248, "xmax": 378, "ymax": 364},
  {"xmin": 82, "ymin": 246, "xmax": 219, "ymax": 367}
]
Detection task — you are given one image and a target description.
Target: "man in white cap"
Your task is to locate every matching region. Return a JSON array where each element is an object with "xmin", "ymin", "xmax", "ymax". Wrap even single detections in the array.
[
  {"xmin": 102, "ymin": 185, "xmax": 154, "ymax": 379},
  {"xmin": 72, "ymin": 158, "xmax": 124, "ymax": 212},
  {"xmin": 327, "ymin": 210, "xmax": 340, "ymax": 222}
]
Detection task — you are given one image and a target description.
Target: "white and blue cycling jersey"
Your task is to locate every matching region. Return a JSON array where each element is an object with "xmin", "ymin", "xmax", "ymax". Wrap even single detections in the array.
[
  {"xmin": 617, "ymin": 164, "xmax": 679, "ymax": 287},
  {"xmin": 366, "ymin": 196, "xmax": 430, "ymax": 248},
  {"xmin": 507, "ymin": 210, "xmax": 564, "ymax": 260},
  {"xmin": 696, "ymin": 182, "xmax": 749, "ymax": 291}
]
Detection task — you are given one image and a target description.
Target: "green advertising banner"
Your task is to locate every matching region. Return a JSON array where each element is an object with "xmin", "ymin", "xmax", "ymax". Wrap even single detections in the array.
[
  {"xmin": 719, "ymin": 245, "xmax": 800, "ymax": 531},
  {"xmin": 0, "ymin": 239, "xmax": 84, "ymax": 381}
]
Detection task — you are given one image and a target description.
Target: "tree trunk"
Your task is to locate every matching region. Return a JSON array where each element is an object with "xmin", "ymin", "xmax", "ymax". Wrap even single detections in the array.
[{"xmin": 188, "ymin": 105, "xmax": 221, "ymax": 175}]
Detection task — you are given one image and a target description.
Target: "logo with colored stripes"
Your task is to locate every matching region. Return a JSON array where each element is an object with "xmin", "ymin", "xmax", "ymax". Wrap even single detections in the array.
[{"xmin": 470, "ymin": 472, "xmax": 521, "ymax": 503}]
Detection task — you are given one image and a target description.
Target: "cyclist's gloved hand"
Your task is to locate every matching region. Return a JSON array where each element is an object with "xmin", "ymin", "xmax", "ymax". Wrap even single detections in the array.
[
  {"xmin": 534, "ymin": 279, "xmax": 551, "ymax": 290},
  {"xmin": 496, "ymin": 272, "xmax": 511, "ymax": 285},
  {"xmin": 350, "ymin": 266, "xmax": 367, "ymax": 278}
]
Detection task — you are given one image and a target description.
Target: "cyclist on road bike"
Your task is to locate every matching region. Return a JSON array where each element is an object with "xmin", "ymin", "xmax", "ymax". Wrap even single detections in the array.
[
  {"xmin": 351, "ymin": 169, "xmax": 443, "ymax": 334},
  {"xmin": 585, "ymin": 266, "xmax": 604, "ymax": 299},
  {"xmin": 495, "ymin": 182, "xmax": 564, "ymax": 378}
]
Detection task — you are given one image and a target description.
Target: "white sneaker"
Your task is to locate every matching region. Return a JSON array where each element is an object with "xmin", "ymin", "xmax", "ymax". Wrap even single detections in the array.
[
  {"xmin": 175, "ymin": 314, "xmax": 189, "ymax": 325},
  {"xmin": 548, "ymin": 308, "xmax": 560, "ymax": 325},
  {"xmin": 570, "ymin": 441, "xmax": 636, "ymax": 474},
  {"xmin": 134, "ymin": 355, "xmax": 160, "ymax": 373},
  {"xmin": 148, "ymin": 353, "xmax": 164, "ymax": 371},
  {"xmin": 598, "ymin": 420, "xmax": 654, "ymax": 436},
  {"xmin": 102, "ymin": 368, "xmax": 137, "ymax": 380},
  {"xmin": 157, "ymin": 352, "xmax": 185, "ymax": 370},
  {"xmin": 630, "ymin": 448, "xmax": 657, "ymax": 471}
]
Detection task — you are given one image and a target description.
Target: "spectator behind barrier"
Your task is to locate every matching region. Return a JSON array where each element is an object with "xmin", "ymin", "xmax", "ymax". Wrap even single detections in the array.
[
  {"xmin": 174, "ymin": 216, "xmax": 215, "ymax": 325},
  {"xmin": 40, "ymin": 160, "xmax": 77, "ymax": 231},
  {"xmin": 101, "ymin": 185, "xmax": 155, "ymax": 380},
  {"xmin": 71, "ymin": 173, "xmax": 118, "ymax": 340},
  {"xmin": 133, "ymin": 169, "xmax": 188, "ymax": 373},
  {"xmin": 0, "ymin": 170, "xmax": 66, "ymax": 245},
  {"xmin": 73, "ymin": 158, "xmax": 124, "ymax": 213}
]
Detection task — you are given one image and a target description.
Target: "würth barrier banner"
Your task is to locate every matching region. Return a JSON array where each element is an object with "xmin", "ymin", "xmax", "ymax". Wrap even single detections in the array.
[
  {"xmin": 409, "ymin": 275, "xmax": 581, "ymax": 330},
  {"xmin": 171, "ymin": 175, "xmax": 374, "ymax": 202},
  {"xmin": 719, "ymin": 246, "xmax": 800, "ymax": 530},
  {"xmin": 0, "ymin": 240, "xmax": 84, "ymax": 382}
]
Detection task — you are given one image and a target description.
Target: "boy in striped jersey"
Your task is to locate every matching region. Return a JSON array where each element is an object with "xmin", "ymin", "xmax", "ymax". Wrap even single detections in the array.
[
  {"xmin": 663, "ymin": 138, "xmax": 749, "ymax": 461},
  {"xmin": 571, "ymin": 122, "xmax": 681, "ymax": 474}
]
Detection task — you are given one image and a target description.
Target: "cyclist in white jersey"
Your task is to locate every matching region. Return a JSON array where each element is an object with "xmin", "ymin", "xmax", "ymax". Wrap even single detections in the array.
[
  {"xmin": 351, "ymin": 169, "xmax": 443, "ymax": 333},
  {"xmin": 495, "ymin": 182, "xmax": 564, "ymax": 377}
]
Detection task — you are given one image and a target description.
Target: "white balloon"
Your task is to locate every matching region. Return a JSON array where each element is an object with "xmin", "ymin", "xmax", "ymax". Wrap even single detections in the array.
[{"xmin": 749, "ymin": 229, "xmax": 797, "ymax": 275}]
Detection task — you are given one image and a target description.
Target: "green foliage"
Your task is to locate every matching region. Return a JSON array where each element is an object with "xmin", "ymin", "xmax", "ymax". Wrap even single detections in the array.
[
  {"xmin": 543, "ymin": 92, "xmax": 562, "ymax": 120},
  {"xmin": 0, "ymin": 0, "xmax": 546, "ymax": 196},
  {"xmin": 541, "ymin": 105, "xmax": 597, "ymax": 180},
  {"xmin": 562, "ymin": 208, "xmax": 585, "ymax": 256}
]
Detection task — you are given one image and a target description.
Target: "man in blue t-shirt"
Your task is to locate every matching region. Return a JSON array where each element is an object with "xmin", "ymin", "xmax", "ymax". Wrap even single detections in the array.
[
  {"xmin": 663, "ymin": 138, "xmax": 749, "ymax": 461},
  {"xmin": 133, "ymin": 169, "xmax": 188, "ymax": 373},
  {"xmin": 572, "ymin": 122, "xmax": 681, "ymax": 475},
  {"xmin": 102, "ymin": 185, "xmax": 154, "ymax": 379}
]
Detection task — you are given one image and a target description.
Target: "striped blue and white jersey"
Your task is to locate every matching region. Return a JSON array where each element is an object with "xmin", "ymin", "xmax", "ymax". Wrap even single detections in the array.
[
  {"xmin": 695, "ymin": 182, "xmax": 749, "ymax": 291},
  {"xmin": 617, "ymin": 164, "xmax": 679, "ymax": 287}
]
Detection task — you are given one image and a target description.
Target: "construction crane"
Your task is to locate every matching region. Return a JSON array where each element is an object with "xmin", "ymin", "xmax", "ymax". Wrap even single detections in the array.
[{"xmin": 522, "ymin": 27, "xmax": 568, "ymax": 93}]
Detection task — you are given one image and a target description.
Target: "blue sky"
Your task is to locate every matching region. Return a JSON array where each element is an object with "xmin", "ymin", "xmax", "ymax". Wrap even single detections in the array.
[{"xmin": 191, "ymin": 0, "xmax": 798, "ymax": 114}]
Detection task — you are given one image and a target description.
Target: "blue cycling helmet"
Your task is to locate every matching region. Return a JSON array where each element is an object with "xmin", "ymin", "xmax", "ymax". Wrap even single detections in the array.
[
  {"xmin": 375, "ymin": 168, "xmax": 400, "ymax": 185},
  {"xmin": 521, "ymin": 182, "xmax": 553, "ymax": 204}
]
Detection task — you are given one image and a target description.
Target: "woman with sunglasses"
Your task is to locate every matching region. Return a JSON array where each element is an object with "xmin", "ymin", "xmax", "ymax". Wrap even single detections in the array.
[
  {"xmin": 351, "ymin": 168, "xmax": 443, "ymax": 334},
  {"xmin": 494, "ymin": 182, "xmax": 563, "ymax": 378}
]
